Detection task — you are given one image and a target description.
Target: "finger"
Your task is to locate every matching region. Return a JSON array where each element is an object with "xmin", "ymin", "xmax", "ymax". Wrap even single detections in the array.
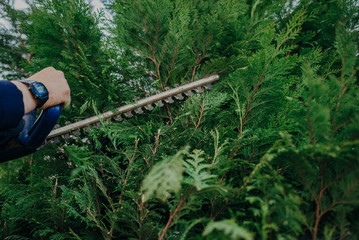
[{"xmin": 62, "ymin": 96, "xmax": 71, "ymax": 109}]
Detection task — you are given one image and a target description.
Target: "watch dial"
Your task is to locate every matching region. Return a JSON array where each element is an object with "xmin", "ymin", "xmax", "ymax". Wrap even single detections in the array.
[{"xmin": 33, "ymin": 83, "xmax": 48, "ymax": 99}]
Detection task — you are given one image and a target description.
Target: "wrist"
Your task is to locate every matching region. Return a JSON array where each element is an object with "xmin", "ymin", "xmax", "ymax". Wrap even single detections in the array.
[
  {"xmin": 11, "ymin": 81, "xmax": 38, "ymax": 114},
  {"xmin": 18, "ymin": 80, "xmax": 49, "ymax": 109}
]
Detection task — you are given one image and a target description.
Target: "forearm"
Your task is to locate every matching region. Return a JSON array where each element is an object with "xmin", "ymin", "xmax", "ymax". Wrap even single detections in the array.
[
  {"xmin": 11, "ymin": 67, "xmax": 70, "ymax": 114},
  {"xmin": 0, "ymin": 67, "xmax": 70, "ymax": 130},
  {"xmin": 11, "ymin": 81, "xmax": 38, "ymax": 114}
]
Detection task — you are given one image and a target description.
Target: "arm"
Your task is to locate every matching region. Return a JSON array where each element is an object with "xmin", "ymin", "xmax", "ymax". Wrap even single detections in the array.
[
  {"xmin": 0, "ymin": 67, "xmax": 71, "ymax": 130},
  {"xmin": 11, "ymin": 81, "xmax": 38, "ymax": 114},
  {"xmin": 12, "ymin": 67, "xmax": 71, "ymax": 114}
]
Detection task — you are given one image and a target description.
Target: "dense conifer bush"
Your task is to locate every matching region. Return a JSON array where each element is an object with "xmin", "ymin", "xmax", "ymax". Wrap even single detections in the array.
[{"xmin": 0, "ymin": 0, "xmax": 358, "ymax": 239}]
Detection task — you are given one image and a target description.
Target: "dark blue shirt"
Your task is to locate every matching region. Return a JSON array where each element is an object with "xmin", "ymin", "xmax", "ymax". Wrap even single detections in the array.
[{"xmin": 0, "ymin": 80, "xmax": 24, "ymax": 130}]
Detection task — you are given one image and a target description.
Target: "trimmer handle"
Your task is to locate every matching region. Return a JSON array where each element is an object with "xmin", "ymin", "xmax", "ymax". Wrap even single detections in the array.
[{"xmin": 1, "ymin": 105, "xmax": 61, "ymax": 162}]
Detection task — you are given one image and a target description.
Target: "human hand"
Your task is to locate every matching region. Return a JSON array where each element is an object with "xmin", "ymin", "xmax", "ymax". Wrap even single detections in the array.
[{"xmin": 27, "ymin": 67, "xmax": 71, "ymax": 110}]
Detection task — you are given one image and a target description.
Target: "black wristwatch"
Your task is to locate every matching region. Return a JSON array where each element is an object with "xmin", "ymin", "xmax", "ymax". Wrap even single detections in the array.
[{"xmin": 19, "ymin": 80, "xmax": 49, "ymax": 108}]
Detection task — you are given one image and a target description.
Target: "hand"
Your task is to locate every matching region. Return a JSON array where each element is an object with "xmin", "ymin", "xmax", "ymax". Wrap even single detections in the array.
[
  {"xmin": 27, "ymin": 67, "xmax": 71, "ymax": 110},
  {"xmin": 12, "ymin": 67, "xmax": 71, "ymax": 114}
]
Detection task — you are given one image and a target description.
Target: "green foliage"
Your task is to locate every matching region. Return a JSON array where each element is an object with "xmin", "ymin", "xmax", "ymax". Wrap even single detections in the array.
[
  {"xmin": 25, "ymin": 0, "xmax": 121, "ymax": 115},
  {"xmin": 182, "ymin": 149, "xmax": 220, "ymax": 191},
  {"xmin": 142, "ymin": 147, "xmax": 187, "ymax": 202},
  {"xmin": 1, "ymin": 0, "xmax": 359, "ymax": 240},
  {"xmin": 203, "ymin": 219, "xmax": 253, "ymax": 240},
  {"xmin": 243, "ymin": 143, "xmax": 305, "ymax": 239},
  {"xmin": 111, "ymin": 0, "xmax": 248, "ymax": 91}
]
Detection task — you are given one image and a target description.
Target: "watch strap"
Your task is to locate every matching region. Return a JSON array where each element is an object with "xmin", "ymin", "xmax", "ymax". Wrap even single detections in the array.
[{"xmin": 18, "ymin": 80, "xmax": 49, "ymax": 108}]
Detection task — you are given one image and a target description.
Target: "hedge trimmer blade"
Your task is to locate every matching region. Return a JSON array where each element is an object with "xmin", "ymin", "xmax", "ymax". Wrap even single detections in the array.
[
  {"xmin": 0, "ymin": 74, "xmax": 219, "ymax": 162},
  {"xmin": 47, "ymin": 74, "xmax": 219, "ymax": 143}
]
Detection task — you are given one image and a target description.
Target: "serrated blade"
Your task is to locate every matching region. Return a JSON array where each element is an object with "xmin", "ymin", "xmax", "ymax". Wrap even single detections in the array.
[
  {"xmin": 47, "ymin": 74, "xmax": 219, "ymax": 141},
  {"xmin": 124, "ymin": 111, "xmax": 133, "ymax": 118},
  {"xmin": 134, "ymin": 107, "xmax": 144, "ymax": 114}
]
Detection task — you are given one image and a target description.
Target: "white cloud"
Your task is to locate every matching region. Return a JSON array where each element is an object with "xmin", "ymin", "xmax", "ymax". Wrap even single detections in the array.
[
  {"xmin": 8, "ymin": 0, "xmax": 105, "ymax": 11},
  {"xmin": 14, "ymin": 0, "xmax": 28, "ymax": 10},
  {"xmin": 88, "ymin": 0, "xmax": 105, "ymax": 11}
]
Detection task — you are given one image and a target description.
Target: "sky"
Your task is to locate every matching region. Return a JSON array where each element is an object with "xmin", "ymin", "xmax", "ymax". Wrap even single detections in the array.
[
  {"xmin": 0, "ymin": 0, "xmax": 108, "ymax": 78},
  {"xmin": 0, "ymin": 0, "xmax": 107, "ymax": 29},
  {"xmin": 12, "ymin": 0, "xmax": 105, "ymax": 11}
]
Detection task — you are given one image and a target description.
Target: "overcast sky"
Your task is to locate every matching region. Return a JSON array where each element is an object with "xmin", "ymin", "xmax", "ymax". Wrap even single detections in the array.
[
  {"xmin": 12, "ymin": 0, "xmax": 105, "ymax": 11},
  {"xmin": 0, "ymin": 0, "xmax": 107, "ymax": 28}
]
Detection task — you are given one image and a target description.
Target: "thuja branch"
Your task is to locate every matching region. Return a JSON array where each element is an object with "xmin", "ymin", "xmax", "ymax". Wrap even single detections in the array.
[
  {"xmin": 149, "ymin": 128, "xmax": 161, "ymax": 163},
  {"xmin": 213, "ymin": 154, "xmax": 268, "ymax": 219},
  {"xmin": 295, "ymin": 164, "xmax": 318, "ymax": 204},
  {"xmin": 195, "ymin": 92, "xmax": 205, "ymax": 131},
  {"xmin": 300, "ymin": 162, "xmax": 356, "ymax": 240},
  {"xmin": 165, "ymin": 103, "xmax": 173, "ymax": 124},
  {"xmin": 158, "ymin": 186, "xmax": 195, "ymax": 240},
  {"xmin": 190, "ymin": 48, "xmax": 206, "ymax": 82},
  {"xmin": 307, "ymin": 103, "xmax": 314, "ymax": 145},
  {"xmin": 96, "ymin": 178, "xmax": 115, "ymax": 212},
  {"xmin": 315, "ymin": 170, "xmax": 357, "ymax": 239},
  {"xmin": 53, "ymin": 178, "xmax": 59, "ymax": 231},
  {"xmin": 320, "ymin": 166, "xmax": 355, "ymax": 199},
  {"xmin": 165, "ymin": 46, "xmax": 178, "ymax": 87},
  {"xmin": 87, "ymin": 208, "xmax": 105, "ymax": 234},
  {"xmin": 239, "ymin": 72, "xmax": 265, "ymax": 133},
  {"xmin": 339, "ymin": 232, "xmax": 351, "ymax": 240},
  {"xmin": 336, "ymin": 83, "xmax": 348, "ymax": 112},
  {"xmin": 87, "ymin": 206, "xmax": 113, "ymax": 240},
  {"xmin": 119, "ymin": 139, "xmax": 139, "ymax": 205},
  {"xmin": 90, "ymin": 176, "xmax": 101, "ymax": 215}
]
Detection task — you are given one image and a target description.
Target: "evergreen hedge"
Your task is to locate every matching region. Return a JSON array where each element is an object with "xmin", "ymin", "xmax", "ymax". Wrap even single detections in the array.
[{"xmin": 0, "ymin": 0, "xmax": 358, "ymax": 239}]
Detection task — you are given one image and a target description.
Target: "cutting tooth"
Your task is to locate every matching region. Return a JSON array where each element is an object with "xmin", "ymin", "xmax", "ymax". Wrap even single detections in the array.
[
  {"xmin": 73, "ymin": 129, "xmax": 81, "ymax": 137},
  {"xmin": 114, "ymin": 115, "xmax": 123, "ymax": 122},
  {"xmin": 194, "ymin": 86, "xmax": 204, "ymax": 93},
  {"xmin": 135, "ymin": 107, "xmax": 144, "ymax": 114},
  {"xmin": 184, "ymin": 90, "xmax": 194, "ymax": 96},
  {"xmin": 164, "ymin": 87, "xmax": 171, "ymax": 91},
  {"xmin": 164, "ymin": 97, "xmax": 174, "ymax": 104},
  {"xmin": 54, "ymin": 124, "xmax": 60, "ymax": 129},
  {"xmin": 85, "ymin": 126, "xmax": 91, "ymax": 133},
  {"xmin": 95, "ymin": 122, "xmax": 101, "ymax": 129},
  {"xmin": 158, "ymin": 101, "xmax": 164, "ymax": 107},
  {"xmin": 45, "ymin": 76, "xmax": 220, "ymax": 144},
  {"xmin": 174, "ymin": 93, "xmax": 184, "ymax": 100},
  {"xmin": 174, "ymin": 83, "xmax": 180, "ymax": 87},
  {"xmin": 62, "ymin": 133, "xmax": 70, "ymax": 140},
  {"xmin": 204, "ymin": 83, "xmax": 213, "ymax": 90},
  {"xmin": 53, "ymin": 137, "xmax": 60, "ymax": 144},
  {"xmin": 124, "ymin": 111, "xmax": 133, "ymax": 118},
  {"xmin": 145, "ymin": 104, "xmax": 153, "ymax": 111},
  {"xmin": 134, "ymin": 96, "xmax": 141, "ymax": 101}
]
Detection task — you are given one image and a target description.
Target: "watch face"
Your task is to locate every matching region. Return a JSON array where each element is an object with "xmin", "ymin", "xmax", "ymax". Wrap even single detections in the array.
[{"xmin": 32, "ymin": 82, "xmax": 49, "ymax": 100}]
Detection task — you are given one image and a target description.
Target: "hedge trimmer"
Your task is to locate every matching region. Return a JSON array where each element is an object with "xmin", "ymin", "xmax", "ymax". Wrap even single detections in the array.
[{"xmin": 1, "ymin": 75, "xmax": 219, "ymax": 162}]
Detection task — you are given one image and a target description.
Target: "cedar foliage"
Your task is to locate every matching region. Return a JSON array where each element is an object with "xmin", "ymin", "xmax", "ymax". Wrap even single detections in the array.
[{"xmin": 0, "ymin": 0, "xmax": 358, "ymax": 240}]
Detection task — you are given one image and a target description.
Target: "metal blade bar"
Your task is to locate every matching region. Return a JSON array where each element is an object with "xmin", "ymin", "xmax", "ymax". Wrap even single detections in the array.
[{"xmin": 47, "ymin": 74, "xmax": 219, "ymax": 140}]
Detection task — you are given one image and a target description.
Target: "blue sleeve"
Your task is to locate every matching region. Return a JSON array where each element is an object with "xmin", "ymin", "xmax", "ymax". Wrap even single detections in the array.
[{"xmin": 0, "ymin": 80, "xmax": 25, "ymax": 130}]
